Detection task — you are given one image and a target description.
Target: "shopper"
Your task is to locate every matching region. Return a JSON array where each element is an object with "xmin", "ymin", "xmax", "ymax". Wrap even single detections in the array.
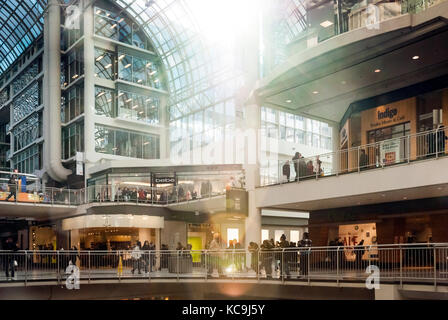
[
  {"xmin": 299, "ymin": 155, "xmax": 307, "ymax": 179},
  {"xmin": 279, "ymin": 234, "xmax": 290, "ymax": 279},
  {"xmin": 306, "ymin": 160, "xmax": 314, "ymax": 177},
  {"xmin": 5, "ymin": 175, "xmax": 17, "ymax": 201},
  {"xmin": 299, "ymin": 232, "xmax": 312, "ymax": 276},
  {"xmin": 437, "ymin": 124, "xmax": 447, "ymax": 155},
  {"xmin": 260, "ymin": 240, "xmax": 273, "ymax": 278},
  {"xmin": 356, "ymin": 240, "xmax": 365, "ymax": 270},
  {"xmin": 208, "ymin": 233, "xmax": 222, "ymax": 275},
  {"xmin": 142, "ymin": 240, "xmax": 151, "ymax": 273},
  {"xmin": 131, "ymin": 241, "xmax": 142, "ymax": 275},
  {"xmin": 282, "ymin": 160, "xmax": 291, "ymax": 182},
  {"xmin": 359, "ymin": 149, "xmax": 368, "ymax": 170},
  {"xmin": 149, "ymin": 242, "xmax": 156, "ymax": 272},
  {"xmin": 292, "ymin": 152, "xmax": 300, "ymax": 181},
  {"xmin": 248, "ymin": 242, "xmax": 259, "ymax": 272},
  {"xmin": 3, "ymin": 238, "xmax": 18, "ymax": 279}
]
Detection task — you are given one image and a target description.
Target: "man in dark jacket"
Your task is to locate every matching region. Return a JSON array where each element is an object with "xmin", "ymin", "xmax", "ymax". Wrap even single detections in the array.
[
  {"xmin": 5, "ymin": 175, "xmax": 17, "ymax": 201},
  {"xmin": 292, "ymin": 153, "xmax": 300, "ymax": 181},
  {"xmin": 279, "ymin": 234, "xmax": 291, "ymax": 279},
  {"xmin": 437, "ymin": 125, "xmax": 447, "ymax": 155},
  {"xmin": 359, "ymin": 149, "xmax": 368, "ymax": 170},
  {"xmin": 299, "ymin": 156, "xmax": 307, "ymax": 179},
  {"xmin": 4, "ymin": 238, "xmax": 18, "ymax": 278},
  {"xmin": 282, "ymin": 161, "xmax": 291, "ymax": 182},
  {"xmin": 299, "ymin": 232, "xmax": 312, "ymax": 276}
]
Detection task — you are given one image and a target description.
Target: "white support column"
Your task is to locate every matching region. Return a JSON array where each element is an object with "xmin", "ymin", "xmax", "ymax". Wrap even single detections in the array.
[
  {"xmin": 244, "ymin": 103, "xmax": 262, "ymax": 268},
  {"xmin": 332, "ymin": 124, "xmax": 340, "ymax": 173},
  {"xmin": 42, "ymin": 0, "xmax": 72, "ymax": 182},
  {"xmin": 82, "ymin": 1, "xmax": 97, "ymax": 177}
]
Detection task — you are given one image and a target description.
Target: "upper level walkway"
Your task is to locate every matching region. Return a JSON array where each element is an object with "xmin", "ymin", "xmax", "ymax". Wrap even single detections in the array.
[
  {"xmin": 0, "ymin": 184, "xmax": 229, "ymax": 219},
  {"xmin": 256, "ymin": 127, "xmax": 448, "ymax": 211}
]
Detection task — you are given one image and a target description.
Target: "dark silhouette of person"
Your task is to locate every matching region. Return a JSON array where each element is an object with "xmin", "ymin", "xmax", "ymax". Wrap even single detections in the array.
[{"xmin": 5, "ymin": 175, "xmax": 17, "ymax": 201}]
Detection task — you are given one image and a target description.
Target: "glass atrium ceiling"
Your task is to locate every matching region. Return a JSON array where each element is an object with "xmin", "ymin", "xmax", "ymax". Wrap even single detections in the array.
[
  {"xmin": 0, "ymin": 0, "xmax": 46, "ymax": 74},
  {"xmin": 0, "ymin": 0, "xmax": 305, "ymax": 118},
  {"xmin": 116, "ymin": 0, "xmax": 306, "ymax": 120}
]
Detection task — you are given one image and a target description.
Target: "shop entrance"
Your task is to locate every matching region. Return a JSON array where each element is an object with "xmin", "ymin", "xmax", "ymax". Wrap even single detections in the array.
[
  {"xmin": 367, "ymin": 122, "xmax": 410, "ymax": 164},
  {"xmin": 79, "ymin": 227, "xmax": 156, "ymax": 250},
  {"xmin": 338, "ymin": 223, "xmax": 378, "ymax": 262}
]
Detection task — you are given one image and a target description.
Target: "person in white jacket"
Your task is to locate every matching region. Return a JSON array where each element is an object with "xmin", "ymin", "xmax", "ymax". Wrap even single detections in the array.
[{"xmin": 131, "ymin": 241, "xmax": 142, "ymax": 275}]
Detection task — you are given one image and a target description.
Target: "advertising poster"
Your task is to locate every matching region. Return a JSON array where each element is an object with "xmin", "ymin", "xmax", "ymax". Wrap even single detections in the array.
[{"xmin": 380, "ymin": 139, "xmax": 401, "ymax": 165}]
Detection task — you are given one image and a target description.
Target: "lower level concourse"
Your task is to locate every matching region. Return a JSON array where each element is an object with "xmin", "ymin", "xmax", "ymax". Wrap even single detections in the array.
[{"xmin": 308, "ymin": 196, "xmax": 448, "ymax": 246}]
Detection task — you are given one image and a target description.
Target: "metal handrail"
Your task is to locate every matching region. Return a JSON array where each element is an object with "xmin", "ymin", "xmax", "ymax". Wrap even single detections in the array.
[
  {"xmin": 1, "ymin": 243, "xmax": 447, "ymax": 285},
  {"xmin": 260, "ymin": 127, "xmax": 448, "ymax": 187}
]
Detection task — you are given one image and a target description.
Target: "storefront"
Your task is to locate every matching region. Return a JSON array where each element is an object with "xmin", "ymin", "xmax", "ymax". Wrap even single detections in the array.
[
  {"xmin": 29, "ymin": 226, "xmax": 57, "ymax": 251},
  {"xmin": 308, "ymin": 197, "xmax": 448, "ymax": 246},
  {"xmin": 62, "ymin": 214, "xmax": 163, "ymax": 250},
  {"xmin": 86, "ymin": 164, "xmax": 244, "ymax": 202},
  {"xmin": 339, "ymin": 84, "xmax": 448, "ymax": 170}
]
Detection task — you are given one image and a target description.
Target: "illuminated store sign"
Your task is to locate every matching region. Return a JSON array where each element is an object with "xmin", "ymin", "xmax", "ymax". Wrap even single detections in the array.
[
  {"xmin": 377, "ymin": 107, "xmax": 398, "ymax": 120},
  {"xmin": 154, "ymin": 177, "xmax": 176, "ymax": 184}
]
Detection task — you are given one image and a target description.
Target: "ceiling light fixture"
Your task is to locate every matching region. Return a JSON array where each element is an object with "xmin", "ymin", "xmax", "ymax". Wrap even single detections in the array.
[
  {"xmin": 286, "ymin": 99, "xmax": 292, "ymax": 103},
  {"xmin": 320, "ymin": 20, "xmax": 333, "ymax": 28},
  {"xmin": 312, "ymin": 91, "xmax": 319, "ymax": 94},
  {"xmin": 374, "ymin": 69, "xmax": 381, "ymax": 73},
  {"xmin": 412, "ymin": 55, "xmax": 420, "ymax": 60}
]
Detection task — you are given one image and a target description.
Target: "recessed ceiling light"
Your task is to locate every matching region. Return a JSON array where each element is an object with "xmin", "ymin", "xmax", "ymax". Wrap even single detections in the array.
[
  {"xmin": 374, "ymin": 69, "xmax": 381, "ymax": 73},
  {"xmin": 320, "ymin": 20, "xmax": 333, "ymax": 28},
  {"xmin": 286, "ymin": 99, "xmax": 292, "ymax": 103},
  {"xmin": 312, "ymin": 91, "xmax": 319, "ymax": 94},
  {"xmin": 412, "ymin": 56, "xmax": 420, "ymax": 60},
  {"xmin": 403, "ymin": 197, "xmax": 408, "ymax": 200}
]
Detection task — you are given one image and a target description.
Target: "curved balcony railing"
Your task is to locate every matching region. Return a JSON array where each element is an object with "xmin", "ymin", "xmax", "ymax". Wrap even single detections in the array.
[
  {"xmin": 0, "ymin": 184, "xmax": 227, "ymax": 207},
  {"xmin": 0, "ymin": 243, "xmax": 447, "ymax": 286},
  {"xmin": 284, "ymin": 0, "xmax": 446, "ymax": 58},
  {"xmin": 86, "ymin": 184, "xmax": 227, "ymax": 206},
  {"xmin": 259, "ymin": 127, "xmax": 448, "ymax": 187}
]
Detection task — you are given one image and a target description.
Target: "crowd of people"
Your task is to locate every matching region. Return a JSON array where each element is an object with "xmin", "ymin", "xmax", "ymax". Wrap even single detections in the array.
[
  {"xmin": 1, "ymin": 232, "xmax": 377, "ymax": 280},
  {"xmin": 95, "ymin": 184, "xmax": 207, "ymax": 204},
  {"xmin": 283, "ymin": 152, "xmax": 323, "ymax": 182}
]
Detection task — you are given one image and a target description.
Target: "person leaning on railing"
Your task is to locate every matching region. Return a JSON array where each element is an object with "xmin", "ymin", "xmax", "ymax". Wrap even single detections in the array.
[
  {"xmin": 299, "ymin": 232, "xmax": 312, "ymax": 277},
  {"xmin": 248, "ymin": 242, "xmax": 259, "ymax": 272},
  {"xmin": 5, "ymin": 175, "xmax": 17, "ymax": 201},
  {"xmin": 208, "ymin": 234, "xmax": 223, "ymax": 275},
  {"xmin": 359, "ymin": 149, "xmax": 368, "ymax": 170},
  {"xmin": 260, "ymin": 240, "xmax": 274, "ymax": 278}
]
